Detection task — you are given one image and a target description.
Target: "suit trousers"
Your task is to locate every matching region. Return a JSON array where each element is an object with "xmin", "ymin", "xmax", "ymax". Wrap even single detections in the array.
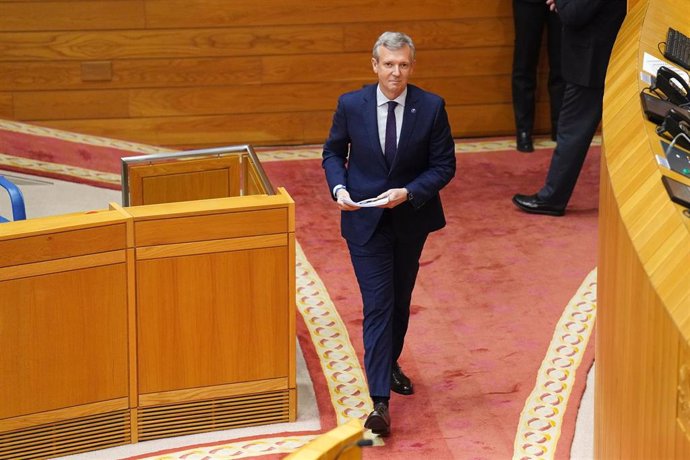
[
  {"xmin": 537, "ymin": 82, "xmax": 603, "ymax": 207},
  {"xmin": 512, "ymin": 0, "xmax": 564, "ymax": 135},
  {"xmin": 346, "ymin": 210, "xmax": 427, "ymax": 398}
]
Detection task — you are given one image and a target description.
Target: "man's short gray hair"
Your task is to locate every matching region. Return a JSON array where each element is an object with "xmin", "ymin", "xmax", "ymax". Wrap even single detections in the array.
[{"xmin": 372, "ymin": 31, "xmax": 416, "ymax": 61}]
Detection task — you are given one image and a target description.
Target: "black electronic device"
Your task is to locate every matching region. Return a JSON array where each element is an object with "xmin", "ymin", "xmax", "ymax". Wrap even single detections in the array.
[
  {"xmin": 640, "ymin": 92, "xmax": 690, "ymax": 124},
  {"xmin": 661, "ymin": 175, "xmax": 690, "ymax": 209},
  {"xmin": 664, "ymin": 27, "xmax": 690, "ymax": 71},
  {"xmin": 657, "ymin": 108, "xmax": 690, "ymax": 150},
  {"xmin": 661, "ymin": 139, "xmax": 690, "ymax": 178},
  {"xmin": 654, "ymin": 66, "xmax": 690, "ymax": 106}
]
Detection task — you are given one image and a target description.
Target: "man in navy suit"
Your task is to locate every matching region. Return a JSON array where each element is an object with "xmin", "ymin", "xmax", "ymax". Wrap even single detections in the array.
[
  {"xmin": 322, "ymin": 31, "xmax": 456, "ymax": 436},
  {"xmin": 512, "ymin": 0, "xmax": 626, "ymax": 215}
]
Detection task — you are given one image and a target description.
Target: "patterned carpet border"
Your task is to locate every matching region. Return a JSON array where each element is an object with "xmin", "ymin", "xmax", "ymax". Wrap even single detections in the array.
[
  {"xmin": 512, "ymin": 268, "xmax": 598, "ymax": 460},
  {"xmin": 295, "ymin": 243, "xmax": 373, "ymax": 425},
  {"xmin": 140, "ymin": 435, "xmax": 317, "ymax": 460}
]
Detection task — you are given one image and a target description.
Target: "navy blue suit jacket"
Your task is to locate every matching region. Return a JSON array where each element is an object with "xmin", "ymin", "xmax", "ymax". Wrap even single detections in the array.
[{"xmin": 322, "ymin": 84, "xmax": 456, "ymax": 246}]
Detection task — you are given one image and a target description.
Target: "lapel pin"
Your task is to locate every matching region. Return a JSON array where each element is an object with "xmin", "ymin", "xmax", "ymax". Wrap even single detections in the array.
[{"xmin": 411, "ymin": 108, "xmax": 416, "ymax": 114}]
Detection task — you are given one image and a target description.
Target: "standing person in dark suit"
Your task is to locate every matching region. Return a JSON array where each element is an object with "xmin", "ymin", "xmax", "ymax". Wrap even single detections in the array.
[
  {"xmin": 512, "ymin": 0, "xmax": 626, "ymax": 215},
  {"xmin": 512, "ymin": 0, "xmax": 565, "ymax": 152},
  {"xmin": 322, "ymin": 31, "xmax": 456, "ymax": 437}
]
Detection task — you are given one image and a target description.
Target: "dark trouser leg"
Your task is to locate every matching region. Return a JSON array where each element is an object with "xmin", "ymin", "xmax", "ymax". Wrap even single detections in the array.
[
  {"xmin": 546, "ymin": 10, "xmax": 565, "ymax": 132},
  {"xmin": 347, "ymin": 213, "xmax": 428, "ymax": 398},
  {"xmin": 391, "ymin": 233, "xmax": 427, "ymax": 364},
  {"xmin": 347, "ymin": 219, "xmax": 396, "ymax": 398},
  {"xmin": 538, "ymin": 83, "xmax": 603, "ymax": 207},
  {"xmin": 512, "ymin": 0, "xmax": 547, "ymax": 135}
]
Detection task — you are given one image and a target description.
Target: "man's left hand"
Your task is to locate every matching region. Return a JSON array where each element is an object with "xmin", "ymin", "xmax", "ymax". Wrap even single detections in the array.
[{"xmin": 376, "ymin": 188, "xmax": 409, "ymax": 208}]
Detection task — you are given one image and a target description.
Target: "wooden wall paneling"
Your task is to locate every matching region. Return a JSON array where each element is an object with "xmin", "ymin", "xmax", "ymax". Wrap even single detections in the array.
[
  {"xmin": 0, "ymin": 58, "xmax": 262, "ymax": 91},
  {"xmin": 112, "ymin": 57, "xmax": 262, "ymax": 88},
  {"xmin": 0, "ymin": 1, "xmax": 145, "ymax": 32},
  {"xmin": 343, "ymin": 17, "xmax": 513, "ymax": 51},
  {"xmin": 128, "ymin": 82, "xmax": 355, "ymax": 118},
  {"xmin": 38, "ymin": 112, "xmax": 305, "ymax": 147},
  {"xmin": 35, "ymin": 104, "xmax": 545, "ymax": 149},
  {"xmin": 0, "ymin": 0, "xmax": 530, "ymax": 147},
  {"xmin": 418, "ymin": 76, "xmax": 511, "ymax": 106},
  {"xmin": 261, "ymin": 48, "xmax": 514, "ymax": 84},
  {"xmin": 144, "ymin": 0, "xmax": 505, "ymax": 28},
  {"xmin": 0, "ymin": 26, "xmax": 343, "ymax": 62},
  {"xmin": 447, "ymin": 102, "xmax": 551, "ymax": 137},
  {"xmin": 0, "ymin": 92, "xmax": 12, "ymax": 118},
  {"xmin": 12, "ymin": 89, "xmax": 129, "ymax": 120},
  {"xmin": 0, "ymin": 61, "xmax": 82, "ymax": 91},
  {"xmin": 299, "ymin": 104, "xmax": 548, "ymax": 145}
]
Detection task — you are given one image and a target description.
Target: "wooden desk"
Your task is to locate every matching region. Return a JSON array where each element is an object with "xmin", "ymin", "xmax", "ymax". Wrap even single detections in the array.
[
  {"xmin": 597, "ymin": 0, "xmax": 690, "ymax": 457},
  {"xmin": 0, "ymin": 210, "xmax": 133, "ymax": 459},
  {"xmin": 0, "ymin": 189, "xmax": 296, "ymax": 458}
]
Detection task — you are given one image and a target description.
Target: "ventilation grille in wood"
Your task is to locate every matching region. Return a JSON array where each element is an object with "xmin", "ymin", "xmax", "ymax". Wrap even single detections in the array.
[
  {"xmin": 138, "ymin": 390, "xmax": 290, "ymax": 441},
  {"xmin": 0, "ymin": 409, "xmax": 130, "ymax": 460}
]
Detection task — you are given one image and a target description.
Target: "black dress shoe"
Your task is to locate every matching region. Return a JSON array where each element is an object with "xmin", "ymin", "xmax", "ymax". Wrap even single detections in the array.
[
  {"xmin": 391, "ymin": 362, "xmax": 414, "ymax": 395},
  {"xmin": 364, "ymin": 402, "xmax": 391, "ymax": 436},
  {"xmin": 512, "ymin": 194, "xmax": 565, "ymax": 216},
  {"xmin": 516, "ymin": 131, "xmax": 534, "ymax": 152}
]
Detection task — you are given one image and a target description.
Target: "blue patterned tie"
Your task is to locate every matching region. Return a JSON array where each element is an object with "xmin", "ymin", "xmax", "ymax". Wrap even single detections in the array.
[{"xmin": 385, "ymin": 101, "xmax": 397, "ymax": 168}]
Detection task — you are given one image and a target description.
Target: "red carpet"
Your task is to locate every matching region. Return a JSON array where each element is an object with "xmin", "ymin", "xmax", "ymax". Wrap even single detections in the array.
[
  {"xmin": 1, "ymin": 122, "xmax": 598, "ymax": 459},
  {"xmin": 262, "ymin": 147, "xmax": 599, "ymax": 459}
]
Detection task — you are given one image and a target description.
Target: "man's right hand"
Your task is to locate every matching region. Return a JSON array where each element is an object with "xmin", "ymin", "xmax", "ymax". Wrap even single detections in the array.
[{"xmin": 336, "ymin": 188, "xmax": 359, "ymax": 211}]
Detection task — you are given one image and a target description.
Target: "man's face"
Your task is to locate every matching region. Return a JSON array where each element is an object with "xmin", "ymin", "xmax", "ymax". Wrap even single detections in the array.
[{"xmin": 372, "ymin": 44, "xmax": 415, "ymax": 100}]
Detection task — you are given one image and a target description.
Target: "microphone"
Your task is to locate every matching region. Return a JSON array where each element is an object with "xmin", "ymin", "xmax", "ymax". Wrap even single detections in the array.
[
  {"xmin": 333, "ymin": 438, "xmax": 374, "ymax": 459},
  {"xmin": 664, "ymin": 132, "xmax": 690, "ymax": 157}
]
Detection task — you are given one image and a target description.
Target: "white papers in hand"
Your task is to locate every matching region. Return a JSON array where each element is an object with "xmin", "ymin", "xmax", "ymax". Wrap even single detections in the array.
[{"xmin": 342, "ymin": 195, "xmax": 390, "ymax": 208}]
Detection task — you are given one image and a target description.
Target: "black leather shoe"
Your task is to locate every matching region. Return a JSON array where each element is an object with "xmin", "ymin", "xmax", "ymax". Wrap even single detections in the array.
[
  {"xmin": 512, "ymin": 194, "xmax": 565, "ymax": 216},
  {"xmin": 391, "ymin": 362, "xmax": 414, "ymax": 395},
  {"xmin": 516, "ymin": 131, "xmax": 534, "ymax": 152},
  {"xmin": 364, "ymin": 402, "xmax": 391, "ymax": 436}
]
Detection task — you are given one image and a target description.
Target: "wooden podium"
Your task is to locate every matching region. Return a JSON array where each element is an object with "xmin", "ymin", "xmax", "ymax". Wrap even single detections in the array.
[
  {"xmin": 597, "ymin": 0, "xmax": 690, "ymax": 458},
  {"xmin": 0, "ymin": 146, "xmax": 296, "ymax": 459},
  {"xmin": 126, "ymin": 193, "xmax": 296, "ymax": 441}
]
